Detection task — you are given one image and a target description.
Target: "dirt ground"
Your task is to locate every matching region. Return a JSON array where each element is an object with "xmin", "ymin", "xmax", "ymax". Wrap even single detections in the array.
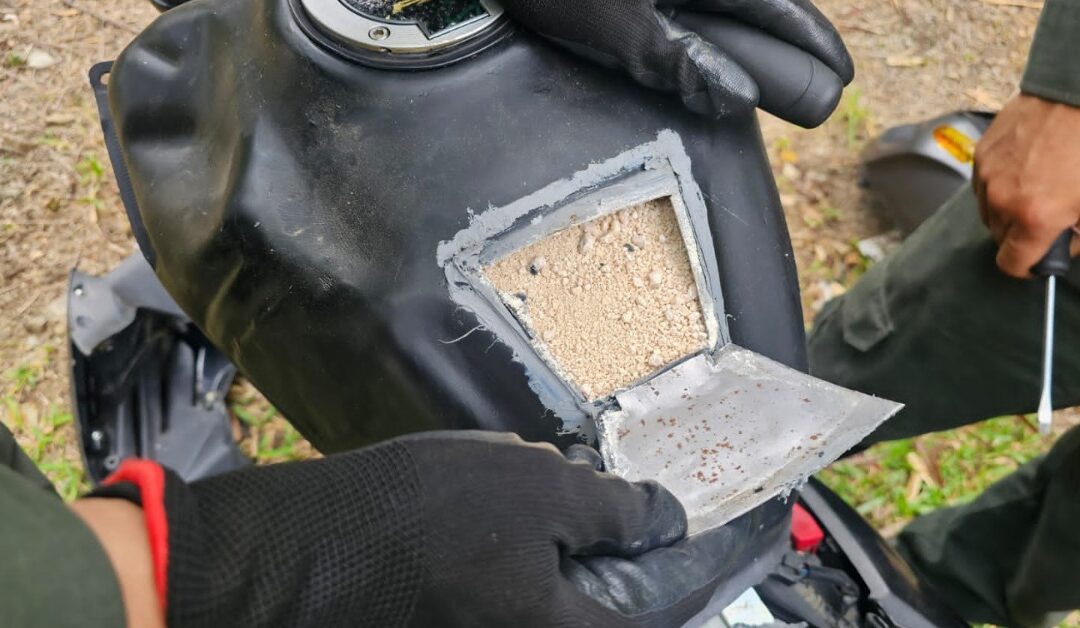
[
  {"xmin": 760, "ymin": 0, "xmax": 1038, "ymax": 318},
  {"xmin": 0, "ymin": 1, "xmax": 1062, "ymax": 500}
]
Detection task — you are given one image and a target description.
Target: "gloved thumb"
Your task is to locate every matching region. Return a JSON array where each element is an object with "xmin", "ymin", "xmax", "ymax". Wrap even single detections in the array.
[
  {"xmin": 564, "ymin": 443, "xmax": 605, "ymax": 470},
  {"xmin": 562, "ymin": 500, "xmax": 790, "ymax": 624}
]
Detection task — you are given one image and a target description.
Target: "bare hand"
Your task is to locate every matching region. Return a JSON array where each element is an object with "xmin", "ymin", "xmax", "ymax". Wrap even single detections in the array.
[{"xmin": 974, "ymin": 94, "xmax": 1080, "ymax": 278}]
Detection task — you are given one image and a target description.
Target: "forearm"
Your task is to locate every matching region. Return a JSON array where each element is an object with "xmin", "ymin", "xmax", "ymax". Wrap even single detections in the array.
[
  {"xmin": 1021, "ymin": 0, "xmax": 1080, "ymax": 106},
  {"xmin": 70, "ymin": 499, "xmax": 165, "ymax": 628}
]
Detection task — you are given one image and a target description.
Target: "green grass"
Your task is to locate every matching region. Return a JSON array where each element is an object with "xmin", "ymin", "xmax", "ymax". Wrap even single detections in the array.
[
  {"xmin": 76, "ymin": 153, "xmax": 106, "ymax": 211},
  {"xmin": 1, "ymin": 352, "xmax": 89, "ymax": 502},
  {"xmin": 8, "ymin": 363, "xmax": 42, "ymax": 391},
  {"xmin": 818, "ymin": 415, "xmax": 1049, "ymax": 531},
  {"xmin": 37, "ymin": 133, "xmax": 69, "ymax": 150},
  {"xmin": 230, "ymin": 382, "xmax": 316, "ymax": 464},
  {"xmin": 840, "ymin": 87, "xmax": 872, "ymax": 149},
  {"xmin": 0, "ymin": 349, "xmax": 311, "ymax": 502},
  {"xmin": 3, "ymin": 52, "xmax": 25, "ymax": 68}
]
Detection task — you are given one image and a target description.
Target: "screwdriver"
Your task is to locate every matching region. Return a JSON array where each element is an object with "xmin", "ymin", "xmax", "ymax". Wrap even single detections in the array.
[{"xmin": 1032, "ymin": 230, "xmax": 1073, "ymax": 435}]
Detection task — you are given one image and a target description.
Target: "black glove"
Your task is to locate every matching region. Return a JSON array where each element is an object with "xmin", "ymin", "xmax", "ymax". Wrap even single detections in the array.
[
  {"xmin": 93, "ymin": 431, "xmax": 745, "ymax": 627},
  {"xmin": 500, "ymin": 0, "xmax": 854, "ymax": 118},
  {"xmin": 148, "ymin": 0, "xmax": 188, "ymax": 11}
]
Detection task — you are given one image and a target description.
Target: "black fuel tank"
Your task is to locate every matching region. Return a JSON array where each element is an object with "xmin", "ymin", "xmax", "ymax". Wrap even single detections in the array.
[{"xmin": 107, "ymin": 0, "xmax": 806, "ymax": 453}]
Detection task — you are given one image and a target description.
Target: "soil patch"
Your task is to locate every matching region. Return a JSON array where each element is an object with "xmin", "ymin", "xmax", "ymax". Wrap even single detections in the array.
[{"xmin": 485, "ymin": 198, "xmax": 708, "ymax": 400}]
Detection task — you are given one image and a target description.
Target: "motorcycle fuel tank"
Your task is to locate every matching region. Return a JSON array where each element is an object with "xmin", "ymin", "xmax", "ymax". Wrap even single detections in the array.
[
  {"xmin": 106, "ymin": 0, "xmax": 812, "ymax": 454},
  {"xmin": 83, "ymin": 6, "xmax": 972, "ymax": 621}
]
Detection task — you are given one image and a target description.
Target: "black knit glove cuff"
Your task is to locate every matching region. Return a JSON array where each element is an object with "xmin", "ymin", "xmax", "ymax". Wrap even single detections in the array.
[{"xmin": 95, "ymin": 442, "xmax": 427, "ymax": 628}]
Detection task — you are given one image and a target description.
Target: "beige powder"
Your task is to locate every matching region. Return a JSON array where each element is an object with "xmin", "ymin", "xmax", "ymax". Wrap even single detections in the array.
[{"xmin": 485, "ymin": 197, "xmax": 709, "ymax": 400}]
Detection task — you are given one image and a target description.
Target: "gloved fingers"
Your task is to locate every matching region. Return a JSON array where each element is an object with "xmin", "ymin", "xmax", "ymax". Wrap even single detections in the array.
[
  {"xmin": 555, "ymin": 533, "xmax": 727, "ymax": 626},
  {"xmin": 400, "ymin": 432, "xmax": 685, "ymax": 558},
  {"xmin": 640, "ymin": 13, "xmax": 760, "ymax": 117},
  {"xmin": 553, "ymin": 471, "xmax": 688, "ymax": 559},
  {"xmin": 662, "ymin": 0, "xmax": 854, "ymax": 84},
  {"xmin": 563, "ymin": 444, "xmax": 605, "ymax": 471},
  {"xmin": 560, "ymin": 504, "xmax": 780, "ymax": 620}
]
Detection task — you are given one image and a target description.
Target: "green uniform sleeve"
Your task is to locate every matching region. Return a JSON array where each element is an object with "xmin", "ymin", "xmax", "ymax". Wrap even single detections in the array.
[
  {"xmin": 0, "ymin": 421, "xmax": 57, "ymax": 494},
  {"xmin": 0, "ymin": 424, "xmax": 126, "ymax": 628},
  {"xmin": 1021, "ymin": 0, "xmax": 1080, "ymax": 106}
]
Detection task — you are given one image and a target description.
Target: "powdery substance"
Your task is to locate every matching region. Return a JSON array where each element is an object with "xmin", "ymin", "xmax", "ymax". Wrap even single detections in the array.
[{"xmin": 485, "ymin": 197, "xmax": 708, "ymax": 400}]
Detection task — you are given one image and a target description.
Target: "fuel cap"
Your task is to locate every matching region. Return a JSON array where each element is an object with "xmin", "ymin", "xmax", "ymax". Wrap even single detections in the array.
[{"xmin": 299, "ymin": 0, "xmax": 505, "ymax": 54}]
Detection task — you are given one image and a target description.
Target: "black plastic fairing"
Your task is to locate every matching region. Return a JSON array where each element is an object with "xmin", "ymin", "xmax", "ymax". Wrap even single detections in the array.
[
  {"xmin": 69, "ymin": 255, "xmax": 247, "ymax": 483},
  {"xmin": 800, "ymin": 478, "xmax": 969, "ymax": 628}
]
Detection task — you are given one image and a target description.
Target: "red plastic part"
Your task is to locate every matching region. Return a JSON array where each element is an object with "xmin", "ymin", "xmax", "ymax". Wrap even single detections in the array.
[
  {"xmin": 104, "ymin": 459, "xmax": 169, "ymax": 611},
  {"xmin": 791, "ymin": 502, "xmax": 825, "ymax": 552}
]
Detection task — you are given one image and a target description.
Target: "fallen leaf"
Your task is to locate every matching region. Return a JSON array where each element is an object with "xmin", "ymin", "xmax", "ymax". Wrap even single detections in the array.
[
  {"xmin": 777, "ymin": 193, "xmax": 799, "ymax": 208},
  {"xmin": 45, "ymin": 113, "xmax": 76, "ymax": 126},
  {"xmin": 779, "ymin": 148, "xmax": 799, "ymax": 164},
  {"xmin": 979, "ymin": 0, "xmax": 1042, "ymax": 8},
  {"xmin": 914, "ymin": 440, "xmax": 945, "ymax": 486},
  {"xmin": 886, "ymin": 55, "xmax": 927, "ymax": 68},
  {"xmin": 906, "ymin": 451, "xmax": 940, "ymax": 489},
  {"xmin": 905, "ymin": 470, "xmax": 923, "ymax": 502},
  {"xmin": 966, "ymin": 87, "xmax": 1004, "ymax": 110}
]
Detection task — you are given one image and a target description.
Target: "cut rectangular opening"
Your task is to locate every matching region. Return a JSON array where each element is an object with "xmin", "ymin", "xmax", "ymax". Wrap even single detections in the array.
[{"xmin": 484, "ymin": 197, "xmax": 709, "ymax": 400}]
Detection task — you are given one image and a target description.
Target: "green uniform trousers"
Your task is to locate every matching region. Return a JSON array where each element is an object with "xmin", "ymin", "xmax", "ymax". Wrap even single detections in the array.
[
  {"xmin": 808, "ymin": 187, "xmax": 1080, "ymax": 628},
  {"xmin": 0, "ymin": 422, "xmax": 125, "ymax": 627}
]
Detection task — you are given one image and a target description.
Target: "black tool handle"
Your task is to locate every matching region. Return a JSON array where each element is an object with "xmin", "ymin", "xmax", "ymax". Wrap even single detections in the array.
[{"xmin": 1032, "ymin": 230, "xmax": 1074, "ymax": 277}]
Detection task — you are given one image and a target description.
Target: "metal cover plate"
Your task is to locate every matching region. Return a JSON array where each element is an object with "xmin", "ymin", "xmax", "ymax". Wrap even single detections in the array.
[{"xmin": 597, "ymin": 345, "xmax": 901, "ymax": 534}]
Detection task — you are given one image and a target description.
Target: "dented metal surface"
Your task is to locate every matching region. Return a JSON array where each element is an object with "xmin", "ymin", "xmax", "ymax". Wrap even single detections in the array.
[{"xmin": 597, "ymin": 345, "xmax": 901, "ymax": 534}]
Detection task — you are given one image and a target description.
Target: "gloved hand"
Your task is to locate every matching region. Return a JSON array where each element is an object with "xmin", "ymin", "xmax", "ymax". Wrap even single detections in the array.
[
  {"xmin": 148, "ymin": 0, "xmax": 187, "ymax": 10},
  {"xmin": 93, "ymin": 431, "xmax": 738, "ymax": 628},
  {"xmin": 500, "ymin": 0, "xmax": 854, "ymax": 118}
]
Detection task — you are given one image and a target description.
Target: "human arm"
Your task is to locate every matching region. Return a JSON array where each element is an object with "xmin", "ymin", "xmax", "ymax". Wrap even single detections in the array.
[
  {"xmin": 1020, "ymin": 0, "xmax": 1080, "ymax": 107},
  {"xmin": 87, "ymin": 431, "xmax": 738, "ymax": 628},
  {"xmin": 974, "ymin": 0, "xmax": 1080, "ymax": 277},
  {"xmin": 70, "ymin": 499, "xmax": 165, "ymax": 628},
  {"xmin": 0, "ymin": 423, "xmax": 127, "ymax": 628}
]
